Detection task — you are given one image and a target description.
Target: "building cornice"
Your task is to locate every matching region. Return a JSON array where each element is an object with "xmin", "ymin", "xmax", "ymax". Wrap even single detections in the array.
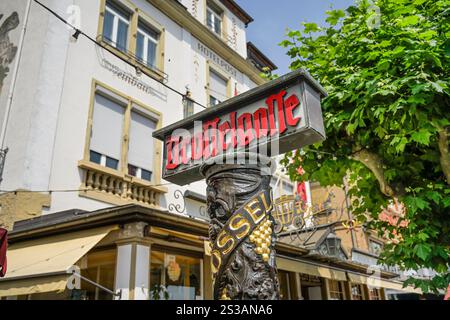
[
  {"xmin": 219, "ymin": 0, "xmax": 254, "ymax": 26},
  {"xmin": 146, "ymin": 0, "xmax": 266, "ymax": 86},
  {"xmin": 247, "ymin": 41, "xmax": 278, "ymax": 71}
]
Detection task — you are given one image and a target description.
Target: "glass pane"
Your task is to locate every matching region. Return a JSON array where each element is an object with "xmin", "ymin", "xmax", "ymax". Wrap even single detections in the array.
[
  {"xmin": 105, "ymin": 157, "xmax": 119, "ymax": 170},
  {"xmin": 90, "ymin": 150, "xmax": 102, "ymax": 165},
  {"xmin": 147, "ymin": 40, "xmax": 157, "ymax": 68},
  {"xmin": 136, "ymin": 33, "xmax": 145, "ymax": 62},
  {"xmin": 128, "ymin": 164, "xmax": 138, "ymax": 177},
  {"xmin": 282, "ymin": 182, "xmax": 294, "ymax": 195},
  {"xmin": 209, "ymin": 95, "xmax": 220, "ymax": 107},
  {"xmin": 116, "ymin": 20, "xmax": 128, "ymax": 52},
  {"xmin": 141, "ymin": 169, "xmax": 152, "ymax": 181},
  {"xmin": 278, "ymin": 271, "xmax": 290, "ymax": 300},
  {"xmin": 352, "ymin": 285, "xmax": 363, "ymax": 300},
  {"xmin": 206, "ymin": 10, "xmax": 213, "ymax": 28},
  {"xmin": 103, "ymin": 11, "xmax": 114, "ymax": 43},
  {"xmin": 214, "ymin": 17, "xmax": 221, "ymax": 35},
  {"xmin": 183, "ymin": 99, "xmax": 194, "ymax": 119},
  {"xmin": 150, "ymin": 251, "xmax": 165, "ymax": 300},
  {"xmin": 138, "ymin": 22, "xmax": 159, "ymax": 41},
  {"xmin": 78, "ymin": 249, "xmax": 117, "ymax": 300},
  {"xmin": 107, "ymin": 1, "xmax": 130, "ymax": 21},
  {"xmin": 150, "ymin": 251, "xmax": 202, "ymax": 300}
]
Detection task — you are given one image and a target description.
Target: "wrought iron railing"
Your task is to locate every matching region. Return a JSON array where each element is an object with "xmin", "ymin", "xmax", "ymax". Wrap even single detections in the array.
[{"xmin": 97, "ymin": 35, "xmax": 169, "ymax": 83}]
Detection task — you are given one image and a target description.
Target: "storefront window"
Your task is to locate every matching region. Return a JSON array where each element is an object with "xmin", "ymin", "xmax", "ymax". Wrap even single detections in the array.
[
  {"xmin": 150, "ymin": 250, "xmax": 202, "ymax": 300},
  {"xmin": 328, "ymin": 280, "xmax": 345, "ymax": 300},
  {"xmin": 73, "ymin": 249, "xmax": 117, "ymax": 300},
  {"xmin": 369, "ymin": 287, "xmax": 382, "ymax": 300},
  {"xmin": 278, "ymin": 270, "xmax": 291, "ymax": 300},
  {"xmin": 351, "ymin": 284, "xmax": 364, "ymax": 300}
]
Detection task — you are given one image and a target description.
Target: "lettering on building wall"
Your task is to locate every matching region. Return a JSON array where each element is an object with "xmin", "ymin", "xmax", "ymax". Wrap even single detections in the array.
[
  {"xmin": 196, "ymin": 41, "xmax": 237, "ymax": 78},
  {"xmin": 101, "ymin": 59, "xmax": 164, "ymax": 99}
]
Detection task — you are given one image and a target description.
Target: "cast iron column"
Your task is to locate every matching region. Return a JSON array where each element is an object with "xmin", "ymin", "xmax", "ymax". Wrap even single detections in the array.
[{"xmin": 201, "ymin": 153, "xmax": 280, "ymax": 300}]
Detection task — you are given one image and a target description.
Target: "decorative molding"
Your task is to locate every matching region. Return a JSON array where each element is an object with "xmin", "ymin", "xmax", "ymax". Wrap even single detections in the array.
[{"xmin": 146, "ymin": 0, "xmax": 265, "ymax": 86}]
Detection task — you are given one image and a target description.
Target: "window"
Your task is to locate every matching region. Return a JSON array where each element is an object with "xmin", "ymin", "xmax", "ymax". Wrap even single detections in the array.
[
  {"xmin": 369, "ymin": 239, "xmax": 383, "ymax": 256},
  {"xmin": 74, "ymin": 249, "xmax": 117, "ymax": 300},
  {"xmin": 208, "ymin": 69, "xmax": 228, "ymax": 107},
  {"xmin": 183, "ymin": 96, "xmax": 194, "ymax": 119},
  {"xmin": 351, "ymin": 284, "xmax": 364, "ymax": 300},
  {"xmin": 127, "ymin": 109, "xmax": 157, "ymax": 182},
  {"xmin": 328, "ymin": 280, "xmax": 345, "ymax": 300},
  {"xmin": 90, "ymin": 93, "xmax": 125, "ymax": 171},
  {"xmin": 278, "ymin": 270, "xmax": 291, "ymax": 300},
  {"xmin": 206, "ymin": 2, "xmax": 223, "ymax": 36},
  {"xmin": 103, "ymin": 0, "xmax": 130, "ymax": 52},
  {"xmin": 150, "ymin": 250, "xmax": 202, "ymax": 300},
  {"xmin": 369, "ymin": 287, "xmax": 382, "ymax": 300},
  {"xmin": 87, "ymin": 84, "xmax": 160, "ymax": 182},
  {"xmin": 136, "ymin": 21, "xmax": 159, "ymax": 69},
  {"xmin": 282, "ymin": 181, "xmax": 295, "ymax": 196},
  {"xmin": 99, "ymin": 1, "xmax": 164, "ymax": 76}
]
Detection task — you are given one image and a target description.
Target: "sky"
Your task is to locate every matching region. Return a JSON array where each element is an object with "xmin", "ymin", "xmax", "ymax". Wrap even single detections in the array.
[{"xmin": 235, "ymin": 0, "xmax": 355, "ymax": 75}]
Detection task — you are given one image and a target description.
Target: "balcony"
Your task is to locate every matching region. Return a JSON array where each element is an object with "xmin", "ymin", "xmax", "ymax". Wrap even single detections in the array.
[{"xmin": 78, "ymin": 160, "xmax": 167, "ymax": 208}]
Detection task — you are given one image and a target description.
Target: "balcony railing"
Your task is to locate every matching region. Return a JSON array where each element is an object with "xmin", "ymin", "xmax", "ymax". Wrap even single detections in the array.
[
  {"xmin": 97, "ymin": 35, "xmax": 169, "ymax": 83},
  {"xmin": 79, "ymin": 160, "xmax": 167, "ymax": 208}
]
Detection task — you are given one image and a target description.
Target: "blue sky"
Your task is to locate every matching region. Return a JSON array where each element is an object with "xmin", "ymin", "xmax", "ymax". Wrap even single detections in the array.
[{"xmin": 236, "ymin": 0, "xmax": 355, "ymax": 75}]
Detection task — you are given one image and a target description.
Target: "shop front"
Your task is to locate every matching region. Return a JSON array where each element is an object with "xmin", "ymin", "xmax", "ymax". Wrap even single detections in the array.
[{"xmin": 0, "ymin": 205, "xmax": 420, "ymax": 300}]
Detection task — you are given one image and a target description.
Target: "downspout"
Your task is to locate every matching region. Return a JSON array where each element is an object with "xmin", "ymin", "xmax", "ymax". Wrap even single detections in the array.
[{"xmin": 0, "ymin": 0, "xmax": 33, "ymax": 149}]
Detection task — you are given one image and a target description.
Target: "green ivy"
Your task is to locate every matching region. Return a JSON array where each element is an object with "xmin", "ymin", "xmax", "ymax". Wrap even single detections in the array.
[{"xmin": 279, "ymin": 0, "xmax": 450, "ymax": 294}]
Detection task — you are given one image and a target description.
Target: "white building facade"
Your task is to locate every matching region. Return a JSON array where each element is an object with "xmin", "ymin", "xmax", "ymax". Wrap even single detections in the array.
[{"xmin": 0, "ymin": 0, "xmax": 283, "ymax": 226}]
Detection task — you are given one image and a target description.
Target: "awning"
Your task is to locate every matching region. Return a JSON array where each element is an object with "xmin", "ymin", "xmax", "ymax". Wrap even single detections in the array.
[
  {"xmin": 347, "ymin": 272, "xmax": 422, "ymax": 294},
  {"xmin": 149, "ymin": 226, "xmax": 205, "ymax": 244},
  {"xmin": 277, "ymin": 257, "xmax": 347, "ymax": 281},
  {"xmin": 0, "ymin": 225, "xmax": 116, "ymax": 297},
  {"xmin": 0, "ymin": 274, "xmax": 68, "ymax": 297}
]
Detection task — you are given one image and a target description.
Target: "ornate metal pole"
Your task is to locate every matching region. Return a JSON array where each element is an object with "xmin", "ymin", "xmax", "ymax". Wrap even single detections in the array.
[
  {"xmin": 201, "ymin": 153, "xmax": 279, "ymax": 300},
  {"xmin": 152, "ymin": 70, "xmax": 327, "ymax": 300}
]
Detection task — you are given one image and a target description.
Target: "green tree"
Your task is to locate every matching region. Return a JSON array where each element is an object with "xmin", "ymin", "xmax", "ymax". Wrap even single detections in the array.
[{"xmin": 279, "ymin": 0, "xmax": 449, "ymax": 294}]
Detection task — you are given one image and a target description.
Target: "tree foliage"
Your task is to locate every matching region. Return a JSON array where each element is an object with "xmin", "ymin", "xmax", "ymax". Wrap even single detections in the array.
[{"xmin": 279, "ymin": 0, "xmax": 450, "ymax": 294}]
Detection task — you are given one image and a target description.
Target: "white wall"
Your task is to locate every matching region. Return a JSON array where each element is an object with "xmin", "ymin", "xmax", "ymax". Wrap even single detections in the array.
[
  {"xmin": 0, "ymin": 0, "xmax": 68, "ymax": 192},
  {"xmin": 1, "ymin": 0, "xmax": 258, "ymax": 217}
]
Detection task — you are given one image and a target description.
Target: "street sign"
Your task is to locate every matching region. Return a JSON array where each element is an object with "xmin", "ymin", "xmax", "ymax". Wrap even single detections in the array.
[{"xmin": 152, "ymin": 69, "xmax": 327, "ymax": 185}]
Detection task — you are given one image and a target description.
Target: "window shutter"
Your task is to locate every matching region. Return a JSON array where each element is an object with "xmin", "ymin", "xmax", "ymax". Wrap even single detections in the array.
[
  {"xmin": 90, "ymin": 93, "xmax": 125, "ymax": 161},
  {"xmin": 128, "ymin": 111, "xmax": 157, "ymax": 172},
  {"xmin": 209, "ymin": 70, "xmax": 228, "ymax": 102}
]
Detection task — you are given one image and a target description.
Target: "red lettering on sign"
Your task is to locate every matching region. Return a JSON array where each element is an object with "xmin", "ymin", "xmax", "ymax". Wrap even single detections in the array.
[
  {"xmin": 219, "ymin": 121, "xmax": 231, "ymax": 151},
  {"xmin": 180, "ymin": 137, "xmax": 190, "ymax": 165},
  {"xmin": 275, "ymin": 90, "xmax": 288, "ymax": 134},
  {"xmin": 253, "ymin": 108, "xmax": 268, "ymax": 139},
  {"xmin": 266, "ymin": 95, "xmax": 278, "ymax": 136},
  {"xmin": 164, "ymin": 89, "xmax": 305, "ymax": 172},
  {"xmin": 191, "ymin": 131, "xmax": 203, "ymax": 161},
  {"xmin": 229, "ymin": 111, "xmax": 238, "ymax": 148},
  {"xmin": 237, "ymin": 113, "xmax": 254, "ymax": 146},
  {"xmin": 285, "ymin": 94, "xmax": 301, "ymax": 126},
  {"xmin": 203, "ymin": 118, "xmax": 220, "ymax": 159},
  {"xmin": 166, "ymin": 137, "xmax": 180, "ymax": 170}
]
